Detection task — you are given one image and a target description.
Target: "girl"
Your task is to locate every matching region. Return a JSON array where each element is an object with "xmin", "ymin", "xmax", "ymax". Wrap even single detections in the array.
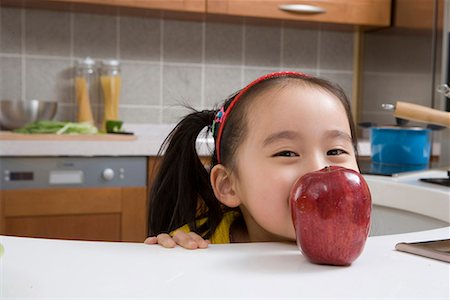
[{"xmin": 145, "ymin": 71, "xmax": 359, "ymax": 249}]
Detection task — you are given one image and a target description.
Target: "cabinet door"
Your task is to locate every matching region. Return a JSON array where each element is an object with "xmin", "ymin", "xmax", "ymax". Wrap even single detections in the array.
[
  {"xmin": 2, "ymin": 0, "xmax": 206, "ymax": 13},
  {"xmin": 0, "ymin": 187, "xmax": 147, "ymax": 242},
  {"xmin": 207, "ymin": 0, "xmax": 391, "ymax": 27},
  {"xmin": 394, "ymin": 0, "xmax": 438, "ymax": 30}
]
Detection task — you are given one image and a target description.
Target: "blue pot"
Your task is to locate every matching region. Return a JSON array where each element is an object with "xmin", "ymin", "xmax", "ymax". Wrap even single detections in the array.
[{"xmin": 370, "ymin": 127, "xmax": 432, "ymax": 165}]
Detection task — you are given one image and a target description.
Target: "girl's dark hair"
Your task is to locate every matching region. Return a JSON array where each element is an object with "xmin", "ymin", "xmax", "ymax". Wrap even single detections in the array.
[
  {"xmin": 148, "ymin": 109, "xmax": 223, "ymax": 237},
  {"xmin": 148, "ymin": 74, "xmax": 358, "ymax": 238}
]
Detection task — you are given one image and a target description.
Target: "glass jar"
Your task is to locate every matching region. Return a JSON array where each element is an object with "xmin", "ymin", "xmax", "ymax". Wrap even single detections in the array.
[
  {"xmin": 100, "ymin": 59, "xmax": 121, "ymax": 131},
  {"xmin": 74, "ymin": 57, "xmax": 96, "ymax": 124}
]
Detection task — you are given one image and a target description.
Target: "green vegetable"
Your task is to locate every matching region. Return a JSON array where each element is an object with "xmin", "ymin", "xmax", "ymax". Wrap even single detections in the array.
[
  {"xmin": 14, "ymin": 121, "xmax": 98, "ymax": 135},
  {"xmin": 106, "ymin": 120, "xmax": 123, "ymax": 133}
]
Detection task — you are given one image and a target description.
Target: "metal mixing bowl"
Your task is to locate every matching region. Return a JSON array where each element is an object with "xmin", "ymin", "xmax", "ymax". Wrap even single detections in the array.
[{"xmin": 0, "ymin": 99, "xmax": 58, "ymax": 130}]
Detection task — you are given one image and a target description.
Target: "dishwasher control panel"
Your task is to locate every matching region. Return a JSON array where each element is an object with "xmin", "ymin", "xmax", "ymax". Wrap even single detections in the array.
[{"xmin": 0, "ymin": 157, "xmax": 147, "ymax": 190}]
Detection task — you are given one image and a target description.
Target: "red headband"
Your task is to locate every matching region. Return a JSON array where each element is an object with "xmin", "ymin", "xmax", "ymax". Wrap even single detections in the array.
[{"xmin": 214, "ymin": 71, "xmax": 311, "ymax": 163}]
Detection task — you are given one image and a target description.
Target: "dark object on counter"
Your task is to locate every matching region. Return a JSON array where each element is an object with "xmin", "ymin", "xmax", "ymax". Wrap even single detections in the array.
[
  {"xmin": 420, "ymin": 169, "xmax": 450, "ymax": 187},
  {"xmin": 109, "ymin": 131, "xmax": 134, "ymax": 135},
  {"xmin": 420, "ymin": 178, "xmax": 450, "ymax": 187},
  {"xmin": 396, "ymin": 239, "xmax": 450, "ymax": 263},
  {"xmin": 366, "ymin": 161, "xmax": 429, "ymax": 176},
  {"xmin": 105, "ymin": 120, "xmax": 134, "ymax": 135}
]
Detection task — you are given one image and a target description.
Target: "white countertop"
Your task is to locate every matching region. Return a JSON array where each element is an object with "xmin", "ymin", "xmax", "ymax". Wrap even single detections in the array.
[
  {"xmin": 364, "ymin": 170, "xmax": 450, "ymax": 223},
  {"xmin": 1, "ymin": 227, "xmax": 449, "ymax": 299},
  {"xmin": 0, "ymin": 162, "xmax": 448, "ymax": 298},
  {"xmin": 0, "ymin": 124, "xmax": 180, "ymax": 157}
]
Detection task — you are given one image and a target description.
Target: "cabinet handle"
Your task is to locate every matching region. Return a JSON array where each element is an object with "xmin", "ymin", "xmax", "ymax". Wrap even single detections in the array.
[{"xmin": 279, "ymin": 4, "xmax": 326, "ymax": 14}]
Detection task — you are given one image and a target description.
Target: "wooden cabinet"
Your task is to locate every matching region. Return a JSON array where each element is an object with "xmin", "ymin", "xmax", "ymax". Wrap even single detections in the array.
[
  {"xmin": 394, "ymin": 0, "xmax": 443, "ymax": 30},
  {"xmin": 1, "ymin": 0, "xmax": 206, "ymax": 13},
  {"xmin": 207, "ymin": 0, "xmax": 392, "ymax": 27},
  {"xmin": 63, "ymin": 0, "xmax": 206, "ymax": 13},
  {"xmin": 0, "ymin": 186, "xmax": 147, "ymax": 242},
  {"xmin": 1, "ymin": 0, "xmax": 391, "ymax": 27}
]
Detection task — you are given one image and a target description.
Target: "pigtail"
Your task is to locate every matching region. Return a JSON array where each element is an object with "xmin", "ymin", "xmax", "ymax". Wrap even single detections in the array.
[{"xmin": 148, "ymin": 109, "xmax": 223, "ymax": 238}]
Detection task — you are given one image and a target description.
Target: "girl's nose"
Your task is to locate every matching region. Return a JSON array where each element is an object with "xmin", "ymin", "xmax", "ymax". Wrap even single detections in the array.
[{"xmin": 305, "ymin": 153, "xmax": 327, "ymax": 173}]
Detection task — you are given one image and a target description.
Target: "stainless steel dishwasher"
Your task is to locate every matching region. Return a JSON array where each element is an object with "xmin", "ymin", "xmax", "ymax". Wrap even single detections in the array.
[{"xmin": 0, "ymin": 156, "xmax": 148, "ymax": 242}]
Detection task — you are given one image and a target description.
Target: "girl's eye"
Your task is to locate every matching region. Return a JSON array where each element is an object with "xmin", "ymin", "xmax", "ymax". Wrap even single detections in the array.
[
  {"xmin": 327, "ymin": 149, "xmax": 348, "ymax": 156},
  {"xmin": 274, "ymin": 151, "xmax": 299, "ymax": 157}
]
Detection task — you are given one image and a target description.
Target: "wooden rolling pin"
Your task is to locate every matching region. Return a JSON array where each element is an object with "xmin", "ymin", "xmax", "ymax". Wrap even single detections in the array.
[{"xmin": 393, "ymin": 101, "xmax": 450, "ymax": 127}]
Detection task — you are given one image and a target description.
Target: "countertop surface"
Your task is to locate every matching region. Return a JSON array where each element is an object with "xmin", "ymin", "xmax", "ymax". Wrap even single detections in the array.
[
  {"xmin": 0, "ymin": 164, "xmax": 448, "ymax": 298},
  {"xmin": 364, "ymin": 171, "xmax": 450, "ymax": 223},
  {"xmin": 0, "ymin": 124, "xmax": 180, "ymax": 157},
  {"xmin": 1, "ymin": 227, "xmax": 449, "ymax": 299}
]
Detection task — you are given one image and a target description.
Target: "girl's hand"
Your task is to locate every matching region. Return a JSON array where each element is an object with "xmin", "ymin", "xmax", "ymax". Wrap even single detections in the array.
[{"xmin": 144, "ymin": 230, "xmax": 209, "ymax": 249}]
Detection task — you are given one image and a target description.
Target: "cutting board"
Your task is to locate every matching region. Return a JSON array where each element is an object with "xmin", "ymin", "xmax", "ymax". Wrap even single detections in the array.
[{"xmin": 0, "ymin": 131, "xmax": 137, "ymax": 141}]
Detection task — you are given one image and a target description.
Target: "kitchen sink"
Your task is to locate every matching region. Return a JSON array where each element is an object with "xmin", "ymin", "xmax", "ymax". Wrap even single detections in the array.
[{"xmin": 365, "ymin": 170, "xmax": 450, "ymax": 236}]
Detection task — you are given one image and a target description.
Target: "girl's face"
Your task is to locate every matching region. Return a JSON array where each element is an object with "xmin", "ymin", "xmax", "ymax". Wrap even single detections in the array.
[{"xmin": 232, "ymin": 83, "xmax": 359, "ymax": 242}]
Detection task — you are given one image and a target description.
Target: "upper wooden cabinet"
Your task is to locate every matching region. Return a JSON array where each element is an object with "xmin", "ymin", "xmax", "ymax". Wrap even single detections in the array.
[
  {"xmin": 207, "ymin": 0, "xmax": 392, "ymax": 27},
  {"xmin": 1, "ymin": 0, "xmax": 392, "ymax": 27},
  {"xmin": 394, "ymin": 0, "xmax": 443, "ymax": 30},
  {"xmin": 67, "ymin": 0, "xmax": 205, "ymax": 12},
  {"xmin": 1, "ymin": 0, "xmax": 206, "ymax": 13}
]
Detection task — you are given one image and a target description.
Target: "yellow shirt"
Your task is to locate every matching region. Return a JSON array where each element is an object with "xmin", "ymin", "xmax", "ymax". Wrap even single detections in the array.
[{"xmin": 170, "ymin": 211, "xmax": 240, "ymax": 244}]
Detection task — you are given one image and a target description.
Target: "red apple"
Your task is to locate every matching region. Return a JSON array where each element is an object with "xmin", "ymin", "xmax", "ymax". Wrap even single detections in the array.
[{"xmin": 290, "ymin": 166, "xmax": 371, "ymax": 266}]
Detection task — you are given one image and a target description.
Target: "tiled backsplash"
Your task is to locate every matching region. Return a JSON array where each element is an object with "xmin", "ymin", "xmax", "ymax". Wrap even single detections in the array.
[
  {"xmin": 362, "ymin": 30, "xmax": 435, "ymax": 125},
  {"xmin": 0, "ymin": 7, "xmax": 354, "ymax": 125},
  {"xmin": 0, "ymin": 6, "xmax": 435, "ymax": 128}
]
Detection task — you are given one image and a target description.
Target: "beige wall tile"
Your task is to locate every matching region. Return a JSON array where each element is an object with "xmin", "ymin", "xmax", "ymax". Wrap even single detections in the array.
[
  {"xmin": 364, "ymin": 31, "xmax": 433, "ymax": 73},
  {"xmin": 204, "ymin": 65, "xmax": 242, "ymax": 108},
  {"xmin": 162, "ymin": 105, "xmax": 193, "ymax": 124},
  {"xmin": 0, "ymin": 57, "xmax": 22, "ymax": 100},
  {"xmin": 120, "ymin": 106, "xmax": 160, "ymax": 123},
  {"xmin": 25, "ymin": 58, "xmax": 73, "ymax": 103},
  {"xmin": 319, "ymin": 29, "xmax": 353, "ymax": 71},
  {"xmin": 205, "ymin": 20, "xmax": 243, "ymax": 65},
  {"xmin": 162, "ymin": 64, "xmax": 202, "ymax": 107},
  {"xmin": 120, "ymin": 14, "xmax": 161, "ymax": 61},
  {"xmin": 25, "ymin": 9, "xmax": 71, "ymax": 56},
  {"xmin": 245, "ymin": 23, "xmax": 281, "ymax": 67},
  {"xmin": 73, "ymin": 12, "xmax": 117, "ymax": 59},
  {"xmin": 163, "ymin": 18, "xmax": 202, "ymax": 63},
  {"xmin": 0, "ymin": 7, "xmax": 22, "ymax": 54},
  {"xmin": 121, "ymin": 62, "xmax": 160, "ymax": 106},
  {"xmin": 282, "ymin": 26, "xmax": 318, "ymax": 70}
]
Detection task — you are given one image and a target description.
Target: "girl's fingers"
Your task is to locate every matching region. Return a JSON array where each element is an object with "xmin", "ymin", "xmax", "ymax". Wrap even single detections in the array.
[
  {"xmin": 172, "ymin": 230, "xmax": 197, "ymax": 249},
  {"xmin": 144, "ymin": 232, "xmax": 209, "ymax": 249},
  {"xmin": 156, "ymin": 233, "xmax": 177, "ymax": 248},
  {"xmin": 144, "ymin": 236, "xmax": 157, "ymax": 244},
  {"xmin": 172, "ymin": 230, "xmax": 209, "ymax": 249},
  {"xmin": 188, "ymin": 232, "xmax": 209, "ymax": 249}
]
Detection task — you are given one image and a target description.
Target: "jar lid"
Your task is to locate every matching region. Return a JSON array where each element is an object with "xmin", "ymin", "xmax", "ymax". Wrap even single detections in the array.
[
  {"xmin": 101, "ymin": 59, "xmax": 120, "ymax": 67},
  {"xmin": 76, "ymin": 56, "xmax": 96, "ymax": 67}
]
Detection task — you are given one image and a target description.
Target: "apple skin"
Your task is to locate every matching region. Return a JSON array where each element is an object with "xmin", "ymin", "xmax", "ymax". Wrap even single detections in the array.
[{"xmin": 290, "ymin": 166, "xmax": 372, "ymax": 266}]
